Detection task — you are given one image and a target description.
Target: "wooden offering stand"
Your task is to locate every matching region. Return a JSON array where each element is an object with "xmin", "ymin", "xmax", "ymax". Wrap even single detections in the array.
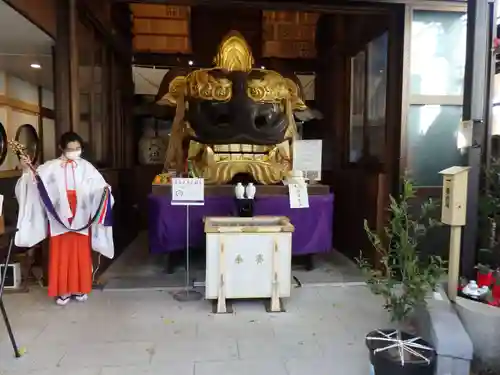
[{"xmin": 152, "ymin": 183, "xmax": 330, "ymax": 197}]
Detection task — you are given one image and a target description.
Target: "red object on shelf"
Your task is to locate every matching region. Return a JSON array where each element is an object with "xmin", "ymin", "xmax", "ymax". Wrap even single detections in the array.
[{"xmin": 477, "ymin": 271, "xmax": 493, "ymax": 287}]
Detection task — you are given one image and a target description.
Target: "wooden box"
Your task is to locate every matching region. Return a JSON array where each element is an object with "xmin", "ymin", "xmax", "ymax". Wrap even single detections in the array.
[
  {"xmin": 130, "ymin": 4, "xmax": 191, "ymax": 54},
  {"xmin": 133, "ymin": 35, "xmax": 191, "ymax": 54},
  {"xmin": 204, "ymin": 216, "xmax": 293, "ymax": 312},
  {"xmin": 262, "ymin": 11, "xmax": 319, "ymax": 59}
]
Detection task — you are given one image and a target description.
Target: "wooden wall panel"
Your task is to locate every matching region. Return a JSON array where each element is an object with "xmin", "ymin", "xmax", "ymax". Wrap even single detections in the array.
[
  {"xmin": 262, "ymin": 11, "xmax": 319, "ymax": 59},
  {"xmin": 130, "ymin": 4, "xmax": 191, "ymax": 54},
  {"xmin": 133, "ymin": 35, "xmax": 191, "ymax": 54},
  {"xmin": 133, "ymin": 18, "xmax": 189, "ymax": 35}
]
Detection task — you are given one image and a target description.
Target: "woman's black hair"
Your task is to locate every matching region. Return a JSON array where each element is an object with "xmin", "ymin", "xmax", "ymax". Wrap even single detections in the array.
[{"xmin": 58, "ymin": 131, "xmax": 83, "ymax": 150}]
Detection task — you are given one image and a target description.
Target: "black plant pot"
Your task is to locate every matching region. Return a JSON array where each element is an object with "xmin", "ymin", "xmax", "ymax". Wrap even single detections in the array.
[{"xmin": 366, "ymin": 329, "xmax": 436, "ymax": 375}]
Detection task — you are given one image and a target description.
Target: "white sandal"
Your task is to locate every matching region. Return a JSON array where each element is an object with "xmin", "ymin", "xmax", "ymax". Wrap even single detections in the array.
[
  {"xmin": 56, "ymin": 295, "xmax": 71, "ymax": 306},
  {"xmin": 73, "ymin": 294, "xmax": 88, "ymax": 302}
]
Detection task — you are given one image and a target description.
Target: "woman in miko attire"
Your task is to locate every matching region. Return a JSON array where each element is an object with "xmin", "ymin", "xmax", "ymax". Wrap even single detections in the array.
[{"xmin": 15, "ymin": 132, "xmax": 114, "ymax": 305}]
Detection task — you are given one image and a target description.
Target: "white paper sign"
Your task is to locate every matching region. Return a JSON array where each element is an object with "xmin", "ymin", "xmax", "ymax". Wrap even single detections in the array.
[
  {"xmin": 288, "ymin": 184, "xmax": 309, "ymax": 209},
  {"xmin": 293, "ymin": 140, "xmax": 322, "ymax": 181},
  {"xmin": 171, "ymin": 178, "xmax": 204, "ymax": 206},
  {"xmin": 458, "ymin": 119, "xmax": 473, "ymax": 149}
]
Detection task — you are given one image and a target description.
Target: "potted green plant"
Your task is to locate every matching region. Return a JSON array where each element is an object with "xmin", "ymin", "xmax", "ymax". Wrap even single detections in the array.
[
  {"xmin": 357, "ymin": 179, "xmax": 446, "ymax": 375},
  {"xmin": 476, "ymin": 160, "xmax": 500, "ymax": 288}
]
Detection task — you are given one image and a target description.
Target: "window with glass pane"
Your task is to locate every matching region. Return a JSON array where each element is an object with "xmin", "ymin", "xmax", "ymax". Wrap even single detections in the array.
[
  {"xmin": 410, "ymin": 11, "xmax": 467, "ymax": 96},
  {"xmin": 407, "ymin": 105, "xmax": 463, "ymax": 186},
  {"xmin": 366, "ymin": 32, "xmax": 388, "ymax": 161},
  {"xmin": 349, "ymin": 51, "xmax": 365, "ymax": 162}
]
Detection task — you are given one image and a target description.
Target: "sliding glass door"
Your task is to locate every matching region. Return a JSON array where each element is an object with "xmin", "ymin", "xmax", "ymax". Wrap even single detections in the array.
[{"xmin": 405, "ymin": 8, "xmax": 467, "ymax": 186}]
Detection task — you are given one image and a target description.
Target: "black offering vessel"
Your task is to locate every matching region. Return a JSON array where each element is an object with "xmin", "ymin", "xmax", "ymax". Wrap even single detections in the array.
[
  {"xmin": 233, "ymin": 175, "xmax": 255, "ymax": 217},
  {"xmin": 235, "ymin": 197, "xmax": 254, "ymax": 217}
]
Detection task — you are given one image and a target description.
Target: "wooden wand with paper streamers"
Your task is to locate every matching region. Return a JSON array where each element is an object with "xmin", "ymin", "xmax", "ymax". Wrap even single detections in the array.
[{"xmin": 8, "ymin": 139, "xmax": 37, "ymax": 173}]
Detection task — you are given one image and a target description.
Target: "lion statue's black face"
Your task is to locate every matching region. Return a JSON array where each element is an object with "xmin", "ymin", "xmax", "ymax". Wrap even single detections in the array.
[{"xmin": 186, "ymin": 70, "xmax": 288, "ymax": 146}]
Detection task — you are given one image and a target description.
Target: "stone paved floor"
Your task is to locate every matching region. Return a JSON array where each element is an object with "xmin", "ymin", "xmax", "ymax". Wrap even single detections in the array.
[
  {"xmin": 0, "ymin": 285, "xmax": 389, "ymax": 375},
  {"xmin": 102, "ymin": 232, "xmax": 365, "ymax": 290}
]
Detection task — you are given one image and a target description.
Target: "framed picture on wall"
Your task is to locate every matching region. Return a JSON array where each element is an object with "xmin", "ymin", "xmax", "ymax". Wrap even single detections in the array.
[{"xmin": 0, "ymin": 122, "xmax": 7, "ymax": 166}]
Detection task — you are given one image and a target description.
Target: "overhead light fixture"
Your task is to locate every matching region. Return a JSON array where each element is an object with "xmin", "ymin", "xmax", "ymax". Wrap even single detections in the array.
[
  {"xmin": 188, "ymin": 60, "xmax": 194, "ymax": 66},
  {"xmin": 30, "ymin": 63, "xmax": 41, "ymax": 69}
]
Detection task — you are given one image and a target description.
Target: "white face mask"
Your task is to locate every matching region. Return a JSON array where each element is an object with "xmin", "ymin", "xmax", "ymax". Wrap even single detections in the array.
[{"xmin": 65, "ymin": 150, "xmax": 82, "ymax": 160}]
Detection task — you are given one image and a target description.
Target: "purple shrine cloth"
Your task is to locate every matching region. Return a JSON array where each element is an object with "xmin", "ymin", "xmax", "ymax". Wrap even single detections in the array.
[{"xmin": 148, "ymin": 193, "xmax": 334, "ymax": 255}]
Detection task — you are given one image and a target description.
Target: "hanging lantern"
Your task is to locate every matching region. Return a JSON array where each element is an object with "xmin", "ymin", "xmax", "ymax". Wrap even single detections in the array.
[{"xmin": 138, "ymin": 122, "xmax": 167, "ymax": 165}]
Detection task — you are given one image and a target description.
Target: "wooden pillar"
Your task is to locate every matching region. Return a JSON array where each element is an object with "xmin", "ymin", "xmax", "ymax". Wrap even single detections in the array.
[
  {"xmin": 53, "ymin": 1, "xmax": 71, "ymax": 142},
  {"xmin": 315, "ymin": 14, "xmax": 344, "ymax": 177},
  {"xmin": 37, "ymin": 86, "xmax": 44, "ymax": 162},
  {"xmin": 54, "ymin": 0, "xmax": 79, "ymax": 143},
  {"xmin": 385, "ymin": 8, "xmax": 405, "ymax": 196},
  {"xmin": 69, "ymin": 0, "xmax": 80, "ymax": 135},
  {"xmin": 461, "ymin": 0, "xmax": 493, "ymax": 279}
]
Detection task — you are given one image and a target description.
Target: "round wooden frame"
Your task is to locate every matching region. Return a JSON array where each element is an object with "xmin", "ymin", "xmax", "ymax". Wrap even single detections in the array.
[
  {"xmin": 0, "ymin": 122, "xmax": 7, "ymax": 166},
  {"xmin": 15, "ymin": 124, "xmax": 39, "ymax": 164}
]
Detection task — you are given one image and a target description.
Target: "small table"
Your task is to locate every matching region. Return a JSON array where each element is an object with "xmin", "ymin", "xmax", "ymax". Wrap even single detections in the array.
[{"xmin": 0, "ymin": 227, "xmax": 22, "ymax": 358}]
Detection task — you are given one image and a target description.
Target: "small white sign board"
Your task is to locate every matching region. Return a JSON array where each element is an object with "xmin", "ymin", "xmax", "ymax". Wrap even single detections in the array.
[
  {"xmin": 293, "ymin": 139, "xmax": 322, "ymax": 181},
  {"xmin": 459, "ymin": 120, "xmax": 473, "ymax": 149},
  {"xmin": 171, "ymin": 178, "xmax": 205, "ymax": 206},
  {"xmin": 288, "ymin": 183, "xmax": 309, "ymax": 209}
]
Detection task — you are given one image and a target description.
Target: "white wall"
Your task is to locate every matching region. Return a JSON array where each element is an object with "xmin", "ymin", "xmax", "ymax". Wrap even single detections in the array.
[
  {"xmin": 0, "ymin": 70, "xmax": 54, "ymax": 171},
  {"xmin": 133, "ymin": 66, "xmax": 170, "ymax": 96}
]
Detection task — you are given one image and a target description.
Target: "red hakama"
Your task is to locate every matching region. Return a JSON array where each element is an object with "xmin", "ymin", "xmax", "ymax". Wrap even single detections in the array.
[{"xmin": 47, "ymin": 190, "xmax": 93, "ymax": 297}]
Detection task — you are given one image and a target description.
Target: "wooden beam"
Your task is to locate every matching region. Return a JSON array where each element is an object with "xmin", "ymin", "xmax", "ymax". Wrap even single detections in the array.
[
  {"xmin": 0, "ymin": 170, "xmax": 22, "ymax": 179},
  {"xmin": 133, "ymin": 53, "xmax": 317, "ymax": 72},
  {"xmin": 40, "ymin": 107, "xmax": 55, "ymax": 120},
  {"xmin": 113, "ymin": 0, "xmax": 389, "ymax": 14},
  {"xmin": 0, "ymin": 95, "xmax": 39, "ymax": 115},
  {"xmin": 113, "ymin": 0, "xmax": 466, "ymax": 4}
]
